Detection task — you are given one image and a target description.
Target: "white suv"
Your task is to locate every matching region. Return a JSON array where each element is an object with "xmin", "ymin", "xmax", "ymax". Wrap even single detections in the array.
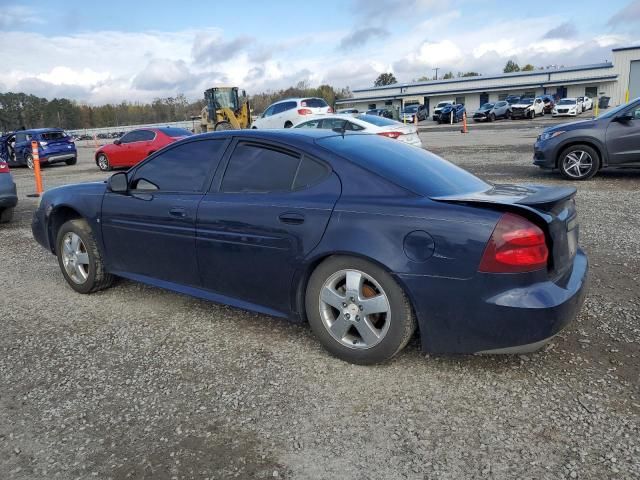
[{"xmin": 252, "ymin": 98, "xmax": 333, "ymax": 129}]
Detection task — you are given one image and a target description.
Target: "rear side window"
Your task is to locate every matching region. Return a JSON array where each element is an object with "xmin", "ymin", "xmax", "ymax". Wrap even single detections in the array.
[
  {"xmin": 320, "ymin": 118, "xmax": 347, "ymax": 130},
  {"xmin": 221, "ymin": 144, "xmax": 300, "ymax": 193},
  {"xmin": 274, "ymin": 101, "xmax": 297, "ymax": 114},
  {"xmin": 121, "ymin": 130, "xmax": 144, "ymax": 143},
  {"xmin": 295, "ymin": 120, "xmax": 321, "ymax": 129},
  {"xmin": 138, "ymin": 130, "xmax": 155, "ymax": 141},
  {"xmin": 221, "ymin": 143, "xmax": 329, "ymax": 193},
  {"xmin": 131, "ymin": 139, "xmax": 227, "ymax": 192},
  {"xmin": 301, "ymin": 98, "xmax": 328, "ymax": 108},
  {"xmin": 316, "ymin": 135, "xmax": 488, "ymax": 197}
]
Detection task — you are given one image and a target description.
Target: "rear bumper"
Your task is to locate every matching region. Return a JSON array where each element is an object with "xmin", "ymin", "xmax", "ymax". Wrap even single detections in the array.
[
  {"xmin": 397, "ymin": 249, "xmax": 589, "ymax": 354},
  {"xmin": 41, "ymin": 152, "xmax": 76, "ymax": 164}
]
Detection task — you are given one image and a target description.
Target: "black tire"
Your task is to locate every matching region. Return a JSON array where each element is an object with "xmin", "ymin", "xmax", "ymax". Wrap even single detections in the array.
[
  {"xmin": 65, "ymin": 156, "xmax": 77, "ymax": 166},
  {"xmin": 0, "ymin": 207, "xmax": 14, "ymax": 224},
  {"xmin": 97, "ymin": 153, "xmax": 111, "ymax": 171},
  {"xmin": 505, "ymin": 110, "xmax": 511, "ymax": 119},
  {"xmin": 284, "ymin": 121, "xmax": 293, "ymax": 128},
  {"xmin": 558, "ymin": 145, "xmax": 600, "ymax": 181},
  {"xmin": 305, "ymin": 255, "xmax": 416, "ymax": 365},
  {"xmin": 214, "ymin": 121, "xmax": 233, "ymax": 131},
  {"xmin": 55, "ymin": 219, "xmax": 114, "ymax": 294},
  {"xmin": 489, "ymin": 113, "xmax": 496, "ymax": 122},
  {"xmin": 25, "ymin": 153, "xmax": 34, "ymax": 170}
]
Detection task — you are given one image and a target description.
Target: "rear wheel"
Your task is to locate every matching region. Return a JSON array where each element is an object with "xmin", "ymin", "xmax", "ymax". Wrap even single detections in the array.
[
  {"xmin": 0, "ymin": 207, "xmax": 14, "ymax": 223},
  {"xmin": 558, "ymin": 145, "xmax": 600, "ymax": 180},
  {"xmin": 56, "ymin": 219, "xmax": 114, "ymax": 294},
  {"xmin": 97, "ymin": 153, "xmax": 111, "ymax": 171},
  {"xmin": 284, "ymin": 121, "xmax": 293, "ymax": 128},
  {"xmin": 305, "ymin": 256, "xmax": 416, "ymax": 365}
]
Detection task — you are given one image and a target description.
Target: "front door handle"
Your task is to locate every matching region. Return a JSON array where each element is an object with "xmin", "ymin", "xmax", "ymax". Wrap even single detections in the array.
[
  {"xmin": 169, "ymin": 207, "xmax": 187, "ymax": 218},
  {"xmin": 279, "ymin": 213, "xmax": 305, "ymax": 225}
]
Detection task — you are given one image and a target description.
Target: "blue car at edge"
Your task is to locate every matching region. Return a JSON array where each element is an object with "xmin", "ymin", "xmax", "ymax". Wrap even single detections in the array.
[{"xmin": 32, "ymin": 130, "xmax": 588, "ymax": 364}]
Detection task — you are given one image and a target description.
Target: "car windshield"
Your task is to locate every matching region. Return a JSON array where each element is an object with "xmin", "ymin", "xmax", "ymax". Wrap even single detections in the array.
[
  {"xmin": 519, "ymin": 98, "xmax": 533, "ymax": 103},
  {"xmin": 301, "ymin": 98, "xmax": 328, "ymax": 108},
  {"xmin": 480, "ymin": 103, "xmax": 494, "ymax": 109},
  {"xmin": 40, "ymin": 131, "xmax": 67, "ymax": 141},
  {"xmin": 436, "ymin": 102, "xmax": 450, "ymax": 108},
  {"xmin": 316, "ymin": 135, "xmax": 489, "ymax": 197},
  {"xmin": 558, "ymin": 99, "xmax": 576, "ymax": 105},
  {"xmin": 158, "ymin": 127, "xmax": 192, "ymax": 137},
  {"xmin": 403, "ymin": 106, "xmax": 418, "ymax": 113},
  {"xmin": 356, "ymin": 114, "xmax": 397, "ymax": 127}
]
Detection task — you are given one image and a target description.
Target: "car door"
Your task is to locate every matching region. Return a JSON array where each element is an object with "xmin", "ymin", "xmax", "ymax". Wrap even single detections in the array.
[
  {"xmin": 13, "ymin": 132, "xmax": 27, "ymax": 163},
  {"xmin": 126, "ymin": 130, "xmax": 156, "ymax": 166},
  {"xmin": 196, "ymin": 139, "xmax": 341, "ymax": 314},
  {"xmin": 101, "ymin": 138, "xmax": 230, "ymax": 286},
  {"xmin": 605, "ymin": 104, "xmax": 640, "ymax": 165},
  {"xmin": 109, "ymin": 130, "xmax": 139, "ymax": 167}
]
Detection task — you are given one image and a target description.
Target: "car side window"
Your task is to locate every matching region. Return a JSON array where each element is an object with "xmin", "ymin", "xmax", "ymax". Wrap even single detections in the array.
[
  {"xmin": 320, "ymin": 118, "xmax": 347, "ymax": 130},
  {"xmin": 120, "ymin": 131, "xmax": 141, "ymax": 144},
  {"xmin": 15, "ymin": 133, "xmax": 25, "ymax": 143},
  {"xmin": 347, "ymin": 122, "xmax": 365, "ymax": 131},
  {"xmin": 293, "ymin": 157, "xmax": 329, "ymax": 190},
  {"xmin": 285, "ymin": 101, "xmax": 297, "ymax": 111},
  {"xmin": 629, "ymin": 106, "xmax": 640, "ymax": 119},
  {"xmin": 130, "ymin": 139, "xmax": 227, "ymax": 192},
  {"xmin": 138, "ymin": 130, "xmax": 155, "ymax": 141},
  {"xmin": 297, "ymin": 120, "xmax": 321, "ymax": 129},
  {"xmin": 262, "ymin": 105, "xmax": 276, "ymax": 118},
  {"xmin": 221, "ymin": 143, "xmax": 301, "ymax": 193}
]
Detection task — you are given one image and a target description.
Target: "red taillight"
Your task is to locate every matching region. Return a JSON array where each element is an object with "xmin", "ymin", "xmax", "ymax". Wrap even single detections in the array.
[
  {"xmin": 377, "ymin": 131, "xmax": 403, "ymax": 139},
  {"xmin": 298, "ymin": 108, "xmax": 312, "ymax": 115},
  {"xmin": 479, "ymin": 213, "xmax": 548, "ymax": 273},
  {"xmin": 0, "ymin": 161, "xmax": 9, "ymax": 173},
  {"xmin": 327, "ymin": 107, "xmax": 334, "ymax": 113}
]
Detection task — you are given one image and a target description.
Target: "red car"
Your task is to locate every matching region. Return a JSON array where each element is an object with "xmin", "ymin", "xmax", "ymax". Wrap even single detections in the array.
[{"xmin": 95, "ymin": 127, "xmax": 192, "ymax": 171}]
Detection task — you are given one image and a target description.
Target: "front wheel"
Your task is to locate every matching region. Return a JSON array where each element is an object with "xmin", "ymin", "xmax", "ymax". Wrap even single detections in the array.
[
  {"xmin": 56, "ymin": 219, "xmax": 114, "ymax": 294},
  {"xmin": 25, "ymin": 153, "xmax": 34, "ymax": 170},
  {"xmin": 0, "ymin": 207, "xmax": 14, "ymax": 223},
  {"xmin": 305, "ymin": 256, "xmax": 416, "ymax": 365},
  {"xmin": 558, "ymin": 145, "xmax": 600, "ymax": 180},
  {"xmin": 65, "ymin": 156, "xmax": 77, "ymax": 166},
  {"xmin": 214, "ymin": 121, "xmax": 233, "ymax": 131},
  {"xmin": 489, "ymin": 113, "xmax": 496, "ymax": 122},
  {"xmin": 97, "ymin": 153, "xmax": 111, "ymax": 171}
]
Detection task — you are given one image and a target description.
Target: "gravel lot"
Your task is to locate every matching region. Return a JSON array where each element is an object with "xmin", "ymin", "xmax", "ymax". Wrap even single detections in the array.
[{"xmin": 1, "ymin": 126, "xmax": 638, "ymax": 479}]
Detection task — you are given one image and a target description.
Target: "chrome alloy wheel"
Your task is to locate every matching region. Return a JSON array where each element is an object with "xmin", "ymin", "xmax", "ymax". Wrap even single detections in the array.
[
  {"xmin": 318, "ymin": 269, "xmax": 391, "ymax": 350},
  {"xmin": 61, "ymin": 232, "xmax": 90, "ymax": 284},
  {"xmin": 97, "ymin": 154, "xmax": 109, "ymax": 171},
  {"xmin": 562, "ymin": 150, "xmax": 593, "ymax": 179}
]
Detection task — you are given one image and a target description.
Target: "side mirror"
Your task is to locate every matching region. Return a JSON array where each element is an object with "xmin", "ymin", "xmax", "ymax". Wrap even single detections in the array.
[
  {"xmin": 113, "ymin": 139, "xmax": 121, "ymax": 145},
  {"xmin": 108, "ymin": 172, "xmax": 128, "ymax": 194},
  {"xmin": 614, "ymin": 114, "xmax": 634, "ymax": 123}
]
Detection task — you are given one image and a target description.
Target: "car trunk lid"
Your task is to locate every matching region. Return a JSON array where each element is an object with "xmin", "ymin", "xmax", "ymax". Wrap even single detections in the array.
[{"xmin": 432, "ymin": 184, "xmax": 578, "ymax": 279}]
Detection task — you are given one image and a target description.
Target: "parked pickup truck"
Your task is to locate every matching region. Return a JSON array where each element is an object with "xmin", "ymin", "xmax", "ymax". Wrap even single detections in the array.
[{"xmin": 510, "ymin": 97, "xmax": 545, "ymax": 119}]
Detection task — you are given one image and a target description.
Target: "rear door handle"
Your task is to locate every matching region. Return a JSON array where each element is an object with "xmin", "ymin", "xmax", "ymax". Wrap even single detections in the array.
[
  {"xmin": 279, "ymin": 213, "xmax": 305, "ymax": 225},
  {"xmin": 169, "ymin": 207, "xmax": 187, "ymax": 218}
]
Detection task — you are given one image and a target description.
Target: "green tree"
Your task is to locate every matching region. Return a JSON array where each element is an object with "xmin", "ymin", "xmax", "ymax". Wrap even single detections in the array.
[
  {"xmin": 442, "ymin": 71, "xmax": 454, "ymax": 79},
  {"xmin": 459, "ymin": 71, "xmax": 480, "ymax": 77},
  {"xmin": 374, "ymin": 73, "xmax": 397, "ymax": 87},
  {"xmin": 503, "ymin": 60, "xmax": 520, "ymax": 73},
  {"xmin": 521, "ymin": 64, "xmax": 535, "ymax": 71}
]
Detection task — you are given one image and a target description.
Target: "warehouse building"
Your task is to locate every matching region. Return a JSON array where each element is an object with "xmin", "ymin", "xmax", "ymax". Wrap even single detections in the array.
[{"xmin": 336, "ymin": 46, "xmax": 640, "ymax": 116}]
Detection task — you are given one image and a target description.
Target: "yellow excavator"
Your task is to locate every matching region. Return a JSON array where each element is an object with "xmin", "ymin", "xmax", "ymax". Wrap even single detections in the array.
[{"xmin": 200, "ymin": 86, "xmax": 251, "ymax": 132}]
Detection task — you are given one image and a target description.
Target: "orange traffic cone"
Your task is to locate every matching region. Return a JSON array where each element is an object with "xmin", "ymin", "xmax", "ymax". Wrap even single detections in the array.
[
  {"xmin": 26, "ymin": 140, "xmax": 43, "ymax": 198},
  {"xmin": 461, "ymin": 112, "xmax": 468, "ymax": 134}
]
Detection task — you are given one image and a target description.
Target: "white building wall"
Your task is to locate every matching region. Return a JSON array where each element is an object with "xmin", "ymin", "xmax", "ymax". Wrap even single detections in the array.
[{"xmin": 610, "ymin": 48, "xmax": 640, "ymax": 105}]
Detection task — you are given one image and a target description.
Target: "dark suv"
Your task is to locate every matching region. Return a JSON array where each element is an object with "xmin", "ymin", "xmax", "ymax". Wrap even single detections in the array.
[
  {"xmin": 534, "ymin": 98, "xmax": 640, "ymax": 180},
  {"xmin": 5, "ymin": 128, "xmax": 77, "ymax": 169}
]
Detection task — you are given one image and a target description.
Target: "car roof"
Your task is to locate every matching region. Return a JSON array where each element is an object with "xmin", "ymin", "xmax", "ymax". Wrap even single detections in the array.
[
  {"xmin": 21, "ymin": 128, "xmax": 64, "ymax": 134},
  {"xmin": 189, "ymin": 128, "xmax": 342, "ymax": 146}
]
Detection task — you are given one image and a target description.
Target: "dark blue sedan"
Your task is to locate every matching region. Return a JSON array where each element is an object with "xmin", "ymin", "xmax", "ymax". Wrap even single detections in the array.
[
  {"xmin": 437, "ymin": 103, "xmax": 466, "ymax": 124},
  {"xmin": 31, "ymin": 130, "xmax": 588, "ymax": 364}
]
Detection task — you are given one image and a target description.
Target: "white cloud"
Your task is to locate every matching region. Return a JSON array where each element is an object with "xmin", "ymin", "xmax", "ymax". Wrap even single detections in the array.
[{"xmin": 0, "ymin": 5, "xmax": 44, "ymax": 29}]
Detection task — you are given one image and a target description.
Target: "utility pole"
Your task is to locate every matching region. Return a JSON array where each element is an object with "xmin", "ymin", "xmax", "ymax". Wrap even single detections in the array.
[{"xmin": 433, "ymin": 67, "xmax": 439, "ymax": 81}]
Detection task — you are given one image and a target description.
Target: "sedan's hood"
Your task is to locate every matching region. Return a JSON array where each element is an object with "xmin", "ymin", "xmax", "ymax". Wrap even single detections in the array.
[
  {"xmin": 512, "ymin": 102, "xmax": 533, "ymax": 108},
  {"xmin": 474, "ymin": 108, "xmax": 491, "ymax": 114}
]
